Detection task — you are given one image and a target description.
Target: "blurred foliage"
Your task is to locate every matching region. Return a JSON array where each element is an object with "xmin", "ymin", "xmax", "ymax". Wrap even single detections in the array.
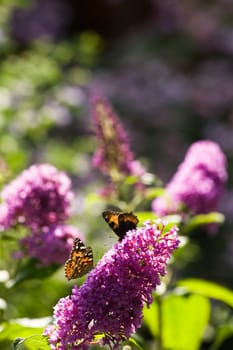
[{"xmin": 0, "ymin": 4, "xmax": 103, "ymax": 175}]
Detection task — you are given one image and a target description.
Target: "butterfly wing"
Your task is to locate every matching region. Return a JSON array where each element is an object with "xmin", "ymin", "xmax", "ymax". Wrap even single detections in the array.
[
  {"xmin": 65, "ymin": 238, "xmax": 93, "ymax": 280},
  {"xmin": 118, "ymin": 212, "xmax": 139, "ymax": 238},
  {"xmin": 102, "ymin": 210, "xmax": 121, "ymax": 233},
  {"xmin": 102, "ymin": 210, "xmax": 139, "ymax": 240}
]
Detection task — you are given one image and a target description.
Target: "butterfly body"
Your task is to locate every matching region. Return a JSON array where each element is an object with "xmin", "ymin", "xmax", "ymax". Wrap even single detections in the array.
[
  {"xmin": 102, "ymin": 210, "xmax": 138, "ymax": 240},
  {"xmin": 65, "ymin": 238, "xmax": 93, "ymax": 280}
]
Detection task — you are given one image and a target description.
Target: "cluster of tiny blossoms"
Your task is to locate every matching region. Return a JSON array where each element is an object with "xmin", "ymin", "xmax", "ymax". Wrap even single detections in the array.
[
  {"xmin": 92, "ymin": 97, "xmax": 146, "ymax": 180},
  {"xmin": 0, "ymin": 164, "xmax": 73, "ymax": 231},
  {"xmin": 0, "ymin": 164, "xmax": 82, "ymax": 265},
  {"xmin": 44, "ymin": 221, "xmax": 180, "ymax": 350},
  {"xmin": 152, "ymin": 140, "xmax": 227, "ymax": 216},
  {"xmin": 19, "ymin": 225, "xmax": 84, "ymax": 266}
]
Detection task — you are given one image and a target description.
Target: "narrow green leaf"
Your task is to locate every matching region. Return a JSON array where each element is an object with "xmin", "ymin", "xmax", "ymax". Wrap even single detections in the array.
[
  {"xmin": 177, "ymin": 278, "xmax": 233, "ymax": 308},
  {"xmin": 209, "ymin": 324, "xmax": 233, "ymax": 350},
  {"xmin": 162, "ymin": 294, "xmax": 210, "ymax": 350},
  {"xmin": 127, "ymin": 337, "xmax": 144, "ymax": 350},
  {"xmin": 14, "ymin": 335, "xmax": 50, "ymax": 350},
  {"xmin": 183, "ymin": 212, "xmax": 225, "ymax": 233}
]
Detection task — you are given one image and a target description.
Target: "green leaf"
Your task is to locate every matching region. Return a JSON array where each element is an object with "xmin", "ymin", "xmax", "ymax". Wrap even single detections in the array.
[
  {"xmin": 183, "ymin": 212, "xmax": 225, "ymax": 233},
  {"xmin": 143, "ymin": 301, "xmax": 159, "ymax": 337},
  {"xmin": 209, "ymin": 324, "xmax": 233, "ymax": 350},
  {"xmin": 161, "ymin": 294, "xmax": 210, "ymax": 350},
  {"xmin": 177, "ymin": 279, "xmax": 233, "ymax": 308},
  {"xmin": 9, "ymin": 259, "xmax": 59, "ymax": 287},
  {"xmin": 0, "ymin": 323, "xmax": 42, "ymax": 341},
  {"xmin": 93, "ymin": 332, "xmax": 106, "ymax": 341},
  {"xmin": 0, "ymin": 319, "xmax": 50, "ymax": 350},
  {"xmin": 144, "ymin": 187, "xmax": 165, "ymax": 200},
  {"xmin": 136, "ymin": 211, "xmax": 157, "ymax": 223},
  {"xmin": 13, "ymin": 335, "xmax": 50, "ymax": 350},
  {"xmin": 123, "ymin": 175, "xmax": 142, "ymax": 185},
  {"xmin": 127, "ymin": 337, "xmax": 145, "ymax": 350}
]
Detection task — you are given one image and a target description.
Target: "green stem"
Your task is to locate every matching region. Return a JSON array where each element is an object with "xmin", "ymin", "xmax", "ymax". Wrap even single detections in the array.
[{"xmin": 157, "ymin": 295, "xmax": 163, "ymax": 350}]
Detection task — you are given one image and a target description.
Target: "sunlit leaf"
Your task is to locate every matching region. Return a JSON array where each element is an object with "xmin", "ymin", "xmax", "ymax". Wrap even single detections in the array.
[
  {"xmin": 13, "ymin": 335, "xmax": 50, "ymax": 350},
  {"xmin": 177, "ymin": 279, "xmax": 233, "ymax": 308},
  {"xmin": 183, "ymin": 212, "xmax": 225, "ymax": 233},
  {"xmin": 144, "ymin": 293, "xmax": 210, "ymax": 350},
  {"xmin": 123, "ymin": 175, "xmax": 141, "ymax": 185},
  {"xmin": 144, "ymin": 187, "xmax": 165, "ymax": 200},
  {"xmin": 127, "ymin": 336, "xmax": 144, "ymax": 350},
  {"xmin": 143, "ymin": 301, "xmax": 159, "ymax": 337},
  {"xmin": 93, "ymin": 333, "xmax": 106, "ymax": 341},
  {"xmin": 0, "ymin": 320, "xmax": 49, "ymax": 350},
  {"xmin": 161, "ymin": 294, "xmax": 210, "ymax": 350},
  {"xmin": 136, "ymin": 211, "xmax": 157, "ymax": 223}
]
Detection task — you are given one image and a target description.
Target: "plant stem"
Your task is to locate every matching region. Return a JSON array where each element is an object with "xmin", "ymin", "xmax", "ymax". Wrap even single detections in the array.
[{"xmin": 157, "ymin": 295, "xmax": 163, "ymax": 350}]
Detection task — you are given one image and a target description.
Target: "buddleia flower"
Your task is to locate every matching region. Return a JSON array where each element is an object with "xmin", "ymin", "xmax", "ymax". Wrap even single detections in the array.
[
  {"xmin": 0, "ymin": 164, "xmax": 73, "ymax": 231},
  {"xmin": 92, "ymin": 97, "xmax": 146, "ymax": 182},
  {"xmin": 152, "ymin": 140, "xmax": 227, "ymax": 216},
  {"xmin": 19, "ymin": 225, "xmax": 84, "ymax": 266},
  {"xmin": 44, "ymin": 220, "xmax": 180, "ymax": 350}
]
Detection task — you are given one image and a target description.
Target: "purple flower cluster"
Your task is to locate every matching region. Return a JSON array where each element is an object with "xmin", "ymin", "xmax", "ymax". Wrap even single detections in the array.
[
  {"xmin": 92, "ymin": 97, "xmax": 145, "ymax": 181},
  {"xmin": 44, "ymin": 221, "xmax": 180, "ymax": 349},
  {"xmin": 0, "ymin": 164, "xmax": 81, "ymax": 266},
  {"xmin": 19, "ymin": 225, "xmax": 83, "ymax": 266},
  {"xmin": 152, "ymin": 140, "xmax": 227, "ymax": 216},
  {"xmin": 0, "ymin": 164, "xmax": 73, "ymax": 231}
]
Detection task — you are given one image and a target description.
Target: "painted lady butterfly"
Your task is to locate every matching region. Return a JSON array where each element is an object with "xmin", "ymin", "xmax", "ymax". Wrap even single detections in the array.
[{"xmin": 65, "ymin": 238, "xmax": 93, "ymax": 280}]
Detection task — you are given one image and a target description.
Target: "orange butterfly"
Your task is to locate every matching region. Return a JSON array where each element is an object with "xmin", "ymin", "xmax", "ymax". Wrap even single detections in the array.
[
  {"xmin": 65, "ymin": 238, "xmax": 93, "ymax": 280},
  {"xmin": 102, "ymin": 210, "xmax": 139, "ymax": 240}
]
